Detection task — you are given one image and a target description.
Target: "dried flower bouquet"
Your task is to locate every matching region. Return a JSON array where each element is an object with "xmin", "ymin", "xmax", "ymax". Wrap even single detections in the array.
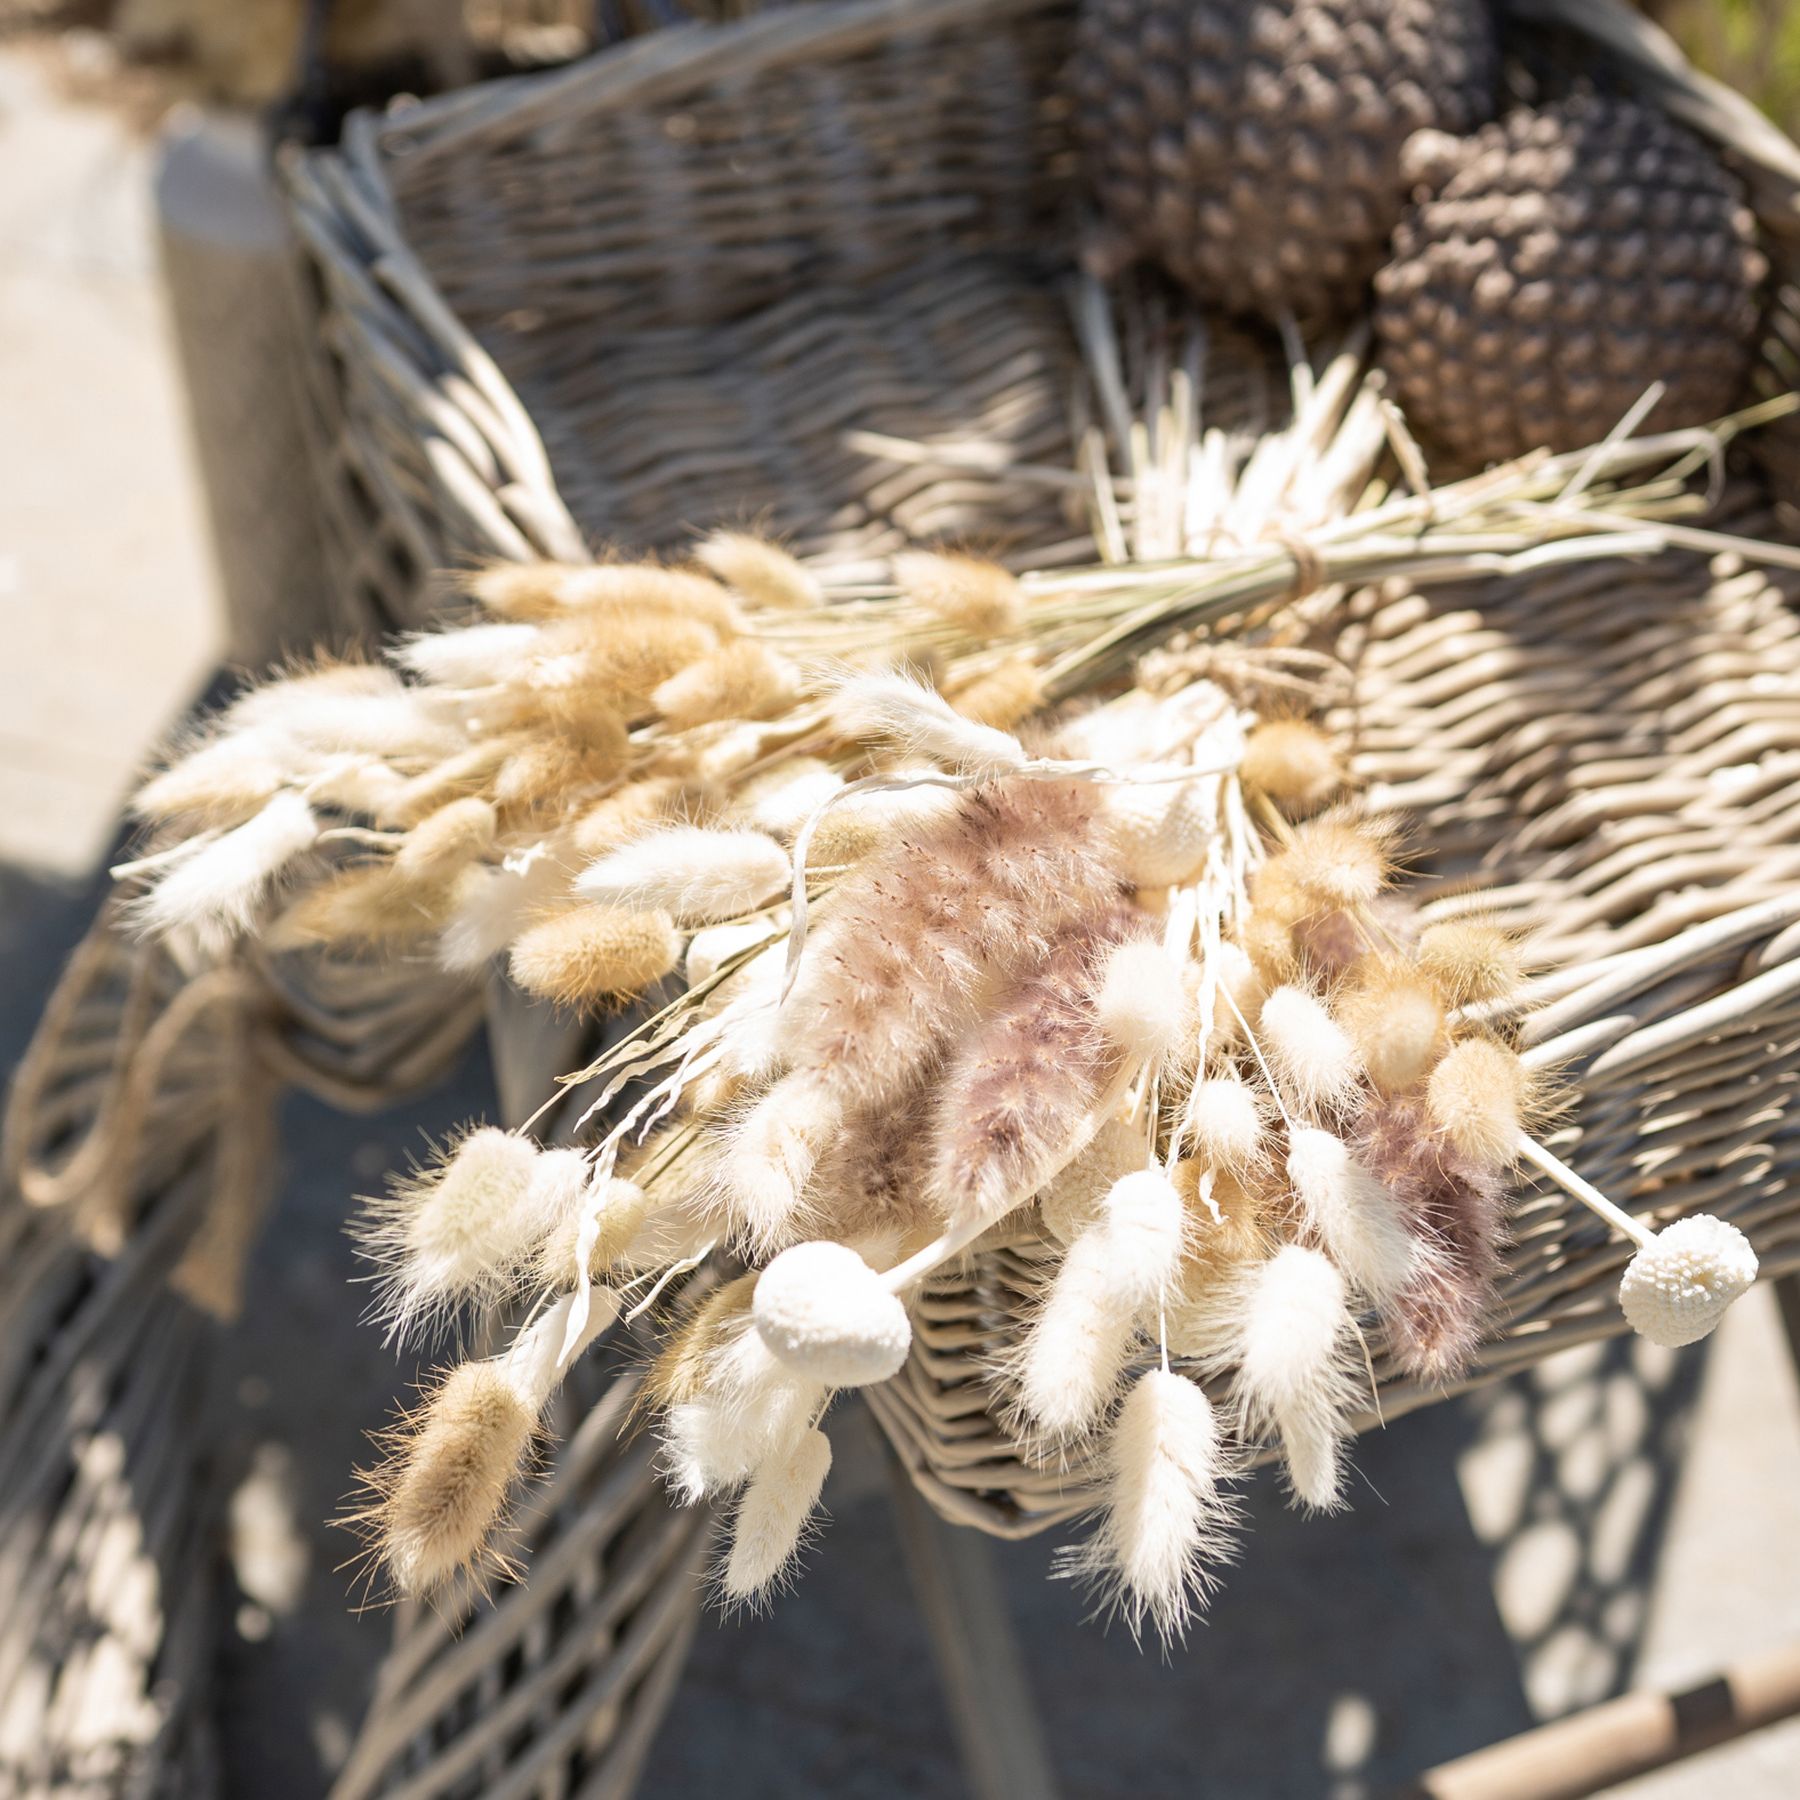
[{"xmin": 114, "ymin": 294, "xmax": 1785, "ymax": 1640}]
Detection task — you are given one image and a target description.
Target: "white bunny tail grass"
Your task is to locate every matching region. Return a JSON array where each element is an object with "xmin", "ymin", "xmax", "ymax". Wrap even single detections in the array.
[
  {"xmin": 358, "ymin": 1128, "xmax": 545, "ymax": 1342},
  {"xmin": 1619, "ymin": 1215, "xmax": 1759, "ymax": 1348},
  {"xmin": 1096, "ymin": 1169, "xmax": 1188, "ymax": 1311},
  {"xmin": 395, "ymin": 620, "xmax": 540, "ymax": 689},
  {"xmin": 132, "ymin": 788, "xmax": 317, "ymax": 952},
  {"xmin": 686, "ymin": 917, "xmax": 781, "ymax": 989},
  {"xmin": 721, "ymin": 1427, "xmax": 833, "ymax": 1608},
  {"xmin": 1184, "ymin": 1077, "xmax": 1266, "ymax": 1173},
  {"xmin": 351, "ymin": 1360, "xmax": 537, "ymax": 1599},
  {"xmin": 576, "ymin": 825, "xmax": 788, "ymax": 924},
  {"xmin": 713, "ymin": 1073, "xmax": 841, "ymax": 1257},
  {"xmin": 1094, "ymin": 941, "xmax": 1190, "ymax": 1063},
  {"xmin": 693, "ymin": 530, "xmax": 823, "ymax": 613},
  {"xmin": 134, "ymin": 725, "xmax": 293, "ymax": 827},
  {"xmin": 437, "ymin": 854, "xmax": 568, "ymax": 974},
  {"xmin": 1257, "ymin": 986, "xmax": 1362, "ymax": 1113},
  {"xmin": 1061, "ymin": 1370, "xmax": 1240, "ymax": 1643},
  {"xmin": 661, "ymin": 1323, "xmax": 823, "ymax": 1504},
  {"xmin": 1285, "ymin": 1128, "xmax": 1420, "ymax": 1307},
  {"xmin": 1232, "ymin": 1245, "xmax": 1361, "ymax": 1513},
  {"xmin": 1010, "ymin": 1229, "xmax": 1140, "ymax": 1443},
  {"xmin": 737, "ymin": 759, "xmax": 846, "ymax": 841},
  {"xmin": 249, "ymin": 682, "xmax": 464, "ymax": 765},
  {"xmin": 391, "ymin": 796, "xmax": 498, "ymax": 888},
  {"xmin": 830, "ymin": 670, "xmax": 1027, "ymax": 777},
  {"xmin": 893, "ymin": 550, "xmax": 1026, "ymax": 638}
]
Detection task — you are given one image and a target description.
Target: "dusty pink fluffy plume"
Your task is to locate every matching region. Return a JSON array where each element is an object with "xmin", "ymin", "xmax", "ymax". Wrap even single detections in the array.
[{"xmin": 1352, "ymin": 1091, "xmax": 1508, "ymax": 1381}]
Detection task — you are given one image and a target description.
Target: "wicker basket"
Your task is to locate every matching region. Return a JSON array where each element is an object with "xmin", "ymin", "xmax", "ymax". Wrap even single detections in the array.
[
  {"xmin": 0, "ymin": 905, "xmax": 486, "ymax": 1795},
  {"xmin": 265, "ymin": 0, "xmax": 1800, "ymax": 1766}
]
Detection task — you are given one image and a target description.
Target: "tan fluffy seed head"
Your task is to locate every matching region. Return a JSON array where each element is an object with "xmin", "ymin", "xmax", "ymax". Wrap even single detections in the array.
[
  {"xmin": 266, "ymin": 864, "xmax": 458, "ymax": 950},
  {"xmin": 652, "ymin": 639, "xmax": 801, "ymax": 728},
  {"xmin": 1426, "ymin": 1038, "xmax": 1528, "ymax": 1167},
  {"xmin": 533, "ymin": 1176, "xmax": 652, "ymax": 1288},
  {"xmin": 376, "ymin": 738, "xmax": 514, "ymax": 828},
  {"xmin": 555, "ymin": 564, "xmax": 741, "ymax": 633},
  {"xmin": 641, "ymin": 1275, "xmax": 758, "ymax": 1423},
  {"xmin": 473, "ymin": 560, "xmax": 739, "ymax": 633},
  {"xmin": 805, "ymin": 810, "xmax": 884, "ymax": 867},
  {"xmin": 1238, "ymin": 912, "xmax": 1299, "ymax": 987},
  {"xmin": 508, "ymin": 905, "xmax": 680, "ymax": 1008},
  {"xmin": 1281, "ymin": 811, "xmax": 1396, "ymax": 909},
  {"xmin": 692, "ymin": 531, "xmax": 823, "ymax": 612},
  {"xmin": 894, "ymin": 550, "xmax": 1025, "ymax": 638},
  {"xmin": 1338, "ymin": 959, "xmax": 1446, "ymax": 1093},
  {"xmin": 1238, "ymin": 720, "xmax": 1344, "ymax": 814},
  {"xmin": 1417, "ymin": 919, "xmax": 1524, "ymax": 1008},
  {"xmin": 525, "ymin": 613, "xmax": 723, "ymax": 723},
  {"xmin": 946, "ymin": 656, "xmax": 1048, "ymax": 730},
  {"xmin": 371, "ymin": 1362, "xmax": 535, "ymax": 1595},
  {"xmin": 493, "ymin": 723, "xmax": 629, "ymax": 814},
  {"xmin": 1173, "ymin": 1163, "xmax": 1273, "ymax": 1272},
  {"xmin": 393, "ymin": 797, "xmax": 497, "ymax": 888},
  {"xmin": 134, "ymin": 728, "xmax": 290, "ymax": 827},
  {"xmin": 467, "ymin": 560, "xmax": 586, "ymax": 620},
  {"xmin": 569, "ymin": 778, "xmax": 684, "ymax": 859}
]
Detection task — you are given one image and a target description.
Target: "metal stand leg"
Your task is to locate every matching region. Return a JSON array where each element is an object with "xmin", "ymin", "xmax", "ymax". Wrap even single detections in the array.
[{"xmin": 884, "ymin": 1454, "xmax": 1063, "ymax": 1800}]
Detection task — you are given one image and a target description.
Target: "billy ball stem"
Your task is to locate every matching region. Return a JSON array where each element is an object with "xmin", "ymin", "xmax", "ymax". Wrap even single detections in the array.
[{"xmin": 1514, "ymin": 1132, "xmax": 1655, "ymax": 1250}]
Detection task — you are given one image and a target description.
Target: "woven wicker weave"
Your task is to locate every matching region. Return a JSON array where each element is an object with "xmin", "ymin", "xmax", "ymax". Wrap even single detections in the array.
[{"xmin": 268, "ymin": 0, "xmax": 1800, "ymax": 1776}]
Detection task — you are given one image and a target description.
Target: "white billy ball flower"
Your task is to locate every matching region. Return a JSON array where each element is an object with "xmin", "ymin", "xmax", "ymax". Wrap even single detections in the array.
[
  {"xmin": 752, "ymin": 1241, "xmax": 912, "ymax": 1387},
  {"xmin": 1618, "ymin": 1215, "xmax": 1758, "ymax": 1349}
]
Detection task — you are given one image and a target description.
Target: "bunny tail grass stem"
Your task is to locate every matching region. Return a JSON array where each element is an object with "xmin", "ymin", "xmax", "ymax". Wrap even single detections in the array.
[
  {"xmin": 1219, "ymin": 984, "xmax": 1297, "ymax": 1134},
  {"xmin": 1515, "ymin": 1134, "xmax": 1654, "ymax": 1250}
]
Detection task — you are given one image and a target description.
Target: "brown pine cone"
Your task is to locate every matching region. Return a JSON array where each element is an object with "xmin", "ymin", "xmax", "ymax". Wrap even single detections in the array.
[
  {"xmin": 1069, "ymin": 0, "xmax": 1498, "ymax": 324},
  {"xmin": 1374, "ymin": 94, "xmax": 1768, "ymax": 464}
]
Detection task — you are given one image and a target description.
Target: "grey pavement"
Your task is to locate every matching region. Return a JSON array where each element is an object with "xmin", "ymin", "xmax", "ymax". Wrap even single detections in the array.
[{"xmin": 2, "ymin": 37, "xmax": 1798, "ymax": 1799}]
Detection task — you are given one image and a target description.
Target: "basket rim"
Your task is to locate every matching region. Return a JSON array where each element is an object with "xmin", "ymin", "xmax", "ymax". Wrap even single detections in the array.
[{"xmin": 344, "ymin": 0, "xmax": 1800, "ymax": 211}]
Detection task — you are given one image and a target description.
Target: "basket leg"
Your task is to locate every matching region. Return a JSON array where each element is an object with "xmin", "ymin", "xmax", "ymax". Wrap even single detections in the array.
[
  {"xmin": 883, "ymin": 1455, "xmax": 1063, "ymax": 1800},
  {"xmin": 1775, "ymin": 1270, "xmax": 1800, "ymax": 1383}
]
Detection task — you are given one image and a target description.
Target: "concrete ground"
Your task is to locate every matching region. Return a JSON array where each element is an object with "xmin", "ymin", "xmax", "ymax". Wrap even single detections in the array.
[{"xmin": 2, "ymin": 37, "xmax": 1799, "ymax": 1799}]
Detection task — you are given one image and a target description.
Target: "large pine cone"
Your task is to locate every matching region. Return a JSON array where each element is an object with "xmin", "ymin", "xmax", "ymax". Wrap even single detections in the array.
[
  {"xmin": 1374, "ymin": 95, "xmax": 1768, "ymax": 464},
  {"xmin": 1070, "ymin": 0, "xmax": 1498, "ymax": 323}
]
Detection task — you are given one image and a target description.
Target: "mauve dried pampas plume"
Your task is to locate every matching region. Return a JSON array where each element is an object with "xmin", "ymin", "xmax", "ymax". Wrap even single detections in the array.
[{"xmin": 107, "ymin": 530, "xmax": 1754, "ymax": 1637}]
